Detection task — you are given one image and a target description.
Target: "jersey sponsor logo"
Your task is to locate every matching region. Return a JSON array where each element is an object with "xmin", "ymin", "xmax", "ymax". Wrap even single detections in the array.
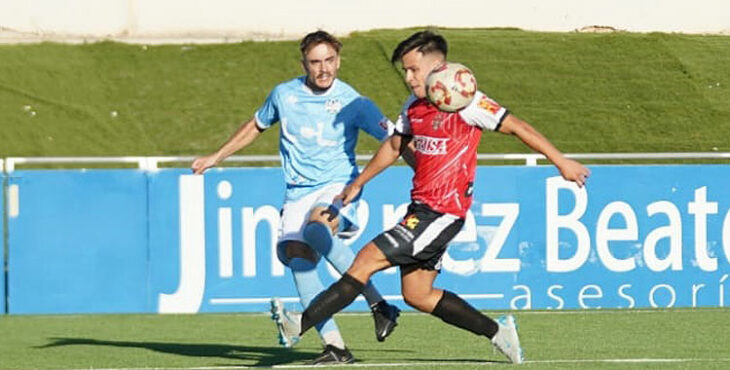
[
  {"xmin": 477, "ymin": 95, "xmax": 502, "ymax": 115},
  {"xmin": 324, "ymin": 98, "xmax": 343, "ymax": 114},
  {"xmin": 300, "ymin": 122, "xmax": 338, "ymax": 147},
  {"xmin": 401, "ymin": 214, "xmax": 420, "ymax": 230},
  {"xmin": 413, "ymin": 135, "xmax": 449, "ymax": 155}
]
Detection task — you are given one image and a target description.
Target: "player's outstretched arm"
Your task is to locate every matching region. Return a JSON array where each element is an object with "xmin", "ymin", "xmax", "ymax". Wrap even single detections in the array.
[
  {"xmin": 338, "ymin": 134, "xmax": 410, "ymax": 205},
  {"xmin": 191, "ymin": 117, "xmax": 263, "ymax": 174},
  {"xmin": 498, "ymin": 114, "xmax": 590, "ymax": 188}
]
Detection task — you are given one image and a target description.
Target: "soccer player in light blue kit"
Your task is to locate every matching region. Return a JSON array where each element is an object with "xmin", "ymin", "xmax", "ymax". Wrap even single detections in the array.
[{"xmin": 191, "ymin": 30, "xmax": 401, "ymax": 365}]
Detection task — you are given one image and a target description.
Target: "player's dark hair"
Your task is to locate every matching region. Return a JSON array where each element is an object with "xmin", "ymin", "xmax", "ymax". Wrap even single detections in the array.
[
  {"xmin": 300, "ymin": 30, "xmax": 342, "ymax": 56},
  {"xmin": 390, "ymin": 30, "xmax": 448, "ymax": 64}
]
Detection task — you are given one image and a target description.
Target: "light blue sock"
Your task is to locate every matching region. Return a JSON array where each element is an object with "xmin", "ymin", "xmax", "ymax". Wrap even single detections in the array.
[
  {"xmin": 289, "ymin": 257, "xmax": 341, "ymax": 338},
  {"xmin": 303, "ymin": 222, "xmax": 384, "ymax": 306}
]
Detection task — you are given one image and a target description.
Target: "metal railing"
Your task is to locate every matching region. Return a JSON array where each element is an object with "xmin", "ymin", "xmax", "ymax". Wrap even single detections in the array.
[{"xmin": 4, "ymin": 152, "xmax": 730, "ymax": 173}]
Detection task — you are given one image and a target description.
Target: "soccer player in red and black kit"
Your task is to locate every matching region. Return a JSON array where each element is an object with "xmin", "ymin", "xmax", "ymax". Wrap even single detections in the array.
[{"xmin": 292, "ymin": 30, "xmax": 591, "ymax": 364}]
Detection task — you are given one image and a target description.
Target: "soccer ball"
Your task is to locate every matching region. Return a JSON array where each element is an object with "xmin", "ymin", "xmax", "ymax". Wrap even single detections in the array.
[{"xmin": 425, "ymin": 62, "xmax": 478, "ymax": 112}]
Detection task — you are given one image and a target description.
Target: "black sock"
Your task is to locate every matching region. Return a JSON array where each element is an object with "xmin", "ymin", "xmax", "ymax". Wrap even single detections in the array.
[
  {"xmin": 300, "ymin": 273, "xmax": 365, "ymax": 335},
  {"xmin": 431, "ymin": 290, "xmax": 499, "ymax": 338}
]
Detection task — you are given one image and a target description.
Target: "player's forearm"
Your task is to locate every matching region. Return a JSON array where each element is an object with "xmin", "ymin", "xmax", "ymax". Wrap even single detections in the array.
[
  {"xmin": 213, "ymin": 118, "xmax": 261, "ymax": 162},
  {"xmin": 520, "ymin": 130, "xmax": 565, "ymax": 164},
  {"xmin": 352, "ymin": 137, "xmax": 402, "ymax": 187},
  {"xmin": 509, "ymin": 118, "xmax": 567, "ymax": 166}
]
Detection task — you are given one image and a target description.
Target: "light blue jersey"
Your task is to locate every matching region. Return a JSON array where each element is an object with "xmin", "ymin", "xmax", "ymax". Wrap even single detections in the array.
[{"xmin": 255, "ymin": 77, "xmax": 391, "ymax": 201}]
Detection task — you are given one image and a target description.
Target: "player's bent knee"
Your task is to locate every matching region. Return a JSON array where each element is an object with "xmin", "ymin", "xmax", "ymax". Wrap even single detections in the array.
[
  {"xmin": 288, "ymin": 256, "xmax": 318, "ymax": 272},
  {"xmin": 302, "ymin": 221, "xmax": 334, "ymax": 255},
  {"xmin": 402, "ymin": 291, "xmax": 432, "ymax": 312},
  {"xmin": 276, "ymin": 241, "xmax": 320, "ymax": 266},
  {"xmin": 402, "ymin": 282, "xmax": 440, "ymax": 312}
]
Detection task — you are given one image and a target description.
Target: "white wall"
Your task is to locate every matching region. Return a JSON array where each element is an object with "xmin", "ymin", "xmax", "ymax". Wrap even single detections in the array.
[{"xmin": 1, "ymin": 0, "xmax": 729, "ymax": 42}]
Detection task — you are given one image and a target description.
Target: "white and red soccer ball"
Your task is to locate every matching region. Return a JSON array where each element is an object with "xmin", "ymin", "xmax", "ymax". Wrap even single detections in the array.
[{"xmin": 425, "ymin": 62, "xmax": 477, "ymax": 112}]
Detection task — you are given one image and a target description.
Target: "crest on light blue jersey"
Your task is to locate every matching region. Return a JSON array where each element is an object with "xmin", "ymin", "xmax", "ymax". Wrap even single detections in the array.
[{"xmin": 324, "ymin": 98, "xmax": 343, "ymax": 114}]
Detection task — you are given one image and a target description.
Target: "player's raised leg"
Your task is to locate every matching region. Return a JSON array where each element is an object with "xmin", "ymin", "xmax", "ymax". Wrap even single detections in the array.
[
  {"xmin": 400, "ymin": 266, "xmax": 523, "ymax": 364},
  {"xmin": 304, "ymin": 197, "xmax": 400, "ymax": 341},
  {"xmin": 300, "ymin": 242, "xmax": 392, "ymax": 335}
]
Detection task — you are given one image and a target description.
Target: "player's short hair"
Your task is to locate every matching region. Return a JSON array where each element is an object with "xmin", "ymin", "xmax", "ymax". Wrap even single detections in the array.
[
  {"xmin": 300, "ymin": 30, "xmax": 342, "ymax": 56},
  {"xmin": 391, "ymin": 30, "xmax": 448, "ymax": 64}
]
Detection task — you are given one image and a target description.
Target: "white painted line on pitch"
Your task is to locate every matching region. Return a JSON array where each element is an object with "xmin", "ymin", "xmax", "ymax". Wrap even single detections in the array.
[
  {"xmin": 530, "ymin": 358, "xmax": 730, "ymax": 364},
  {"xmin": 78, "ymin": 357, "xmax": 730, "ymax": 370}
]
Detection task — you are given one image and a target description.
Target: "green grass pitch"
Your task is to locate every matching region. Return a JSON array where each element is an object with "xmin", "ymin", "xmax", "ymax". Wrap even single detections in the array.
[{"xmin": 1, "ymin": 309, "xmax": 729, "ymax": 369}]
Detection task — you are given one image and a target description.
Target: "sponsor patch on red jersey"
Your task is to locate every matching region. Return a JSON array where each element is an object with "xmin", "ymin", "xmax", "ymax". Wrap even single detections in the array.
[
  {"xmin": 477, "ymin": 95, "xmax": 502, "ymax": 115},
  {"xmin": 413, "ymin": 135, "xmax": 449, "ymax": 155}
]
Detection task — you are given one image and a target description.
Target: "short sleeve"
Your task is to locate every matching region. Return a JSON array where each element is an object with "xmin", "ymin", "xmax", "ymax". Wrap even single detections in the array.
[
  {"xmin": 254, "ymin": 87, "xmax": 280, "ymax": 130},
  {"xmin": 355, "ymin": 97, "xmax": 392, "ymax": 142},
  {"xmin": 393, "ymin": 95, "xmax": 418, "ymax": 136},
  {"xmin": 458, "ymin": 91, "xmax": 509, "ymax": 131}
]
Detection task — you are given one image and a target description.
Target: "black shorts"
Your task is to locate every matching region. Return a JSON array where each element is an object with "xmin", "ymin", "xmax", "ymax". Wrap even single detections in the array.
[{"xmin": 372, "ymin": 202, "xmax": 465, "ymax": 271}]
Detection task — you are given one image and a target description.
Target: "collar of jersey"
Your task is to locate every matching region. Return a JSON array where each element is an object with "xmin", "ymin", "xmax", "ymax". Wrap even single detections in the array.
[{"xmin": 300, "ymin": 76, "xmax": 339, "ymax": 96}]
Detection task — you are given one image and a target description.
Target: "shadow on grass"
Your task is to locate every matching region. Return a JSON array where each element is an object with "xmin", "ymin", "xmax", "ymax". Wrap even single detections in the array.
[{"xmin": 38, "ymin": 337, "xmax": 314, "ymax": 366}]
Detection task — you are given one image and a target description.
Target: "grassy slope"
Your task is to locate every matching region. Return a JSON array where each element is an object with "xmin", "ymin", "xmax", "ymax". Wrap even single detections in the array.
[
  {"xmin": 1, "ymin": 309, "xmax": 729, "ymax": 369},
  {"xmin": 0, "ymin": 29, "xmax": 729, "ymax": 158}
]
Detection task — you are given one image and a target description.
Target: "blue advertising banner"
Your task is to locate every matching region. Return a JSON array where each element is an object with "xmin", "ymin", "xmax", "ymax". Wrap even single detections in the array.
[
  {"xmin": 148, "ymin": 168, "xmax": 412, "ymax": 314},
  {"xmin": 454, "ymin": 165, "xmax": 730, "ymax": 310},
  {"xmin": 4, "ymin": 165, "xmax": 730, "ymax": 314},
  {"xmin": 6, "ymin": 170, "xmax": 150, "ymax": 314},
  {"xmin": 151, "ymin": 165, "xmax": 730, "ymax": 313},
  {"xmin": 148, "ymin": 168, "xmax": 294, "ymax": 314}
]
